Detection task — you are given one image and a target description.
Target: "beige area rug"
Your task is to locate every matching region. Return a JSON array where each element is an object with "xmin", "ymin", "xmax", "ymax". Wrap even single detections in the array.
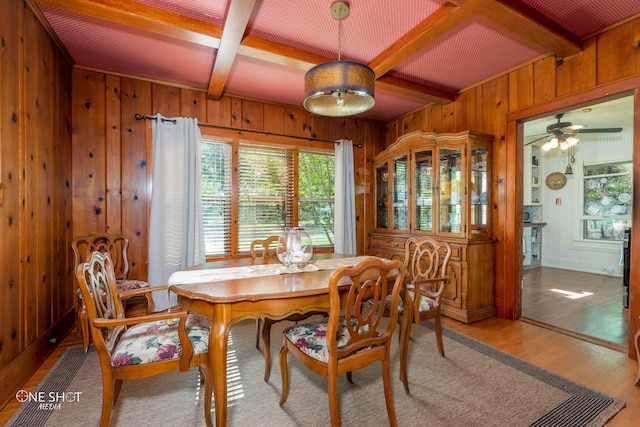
[{"xmin": 8, "ymin": 320, "xmax": 625, "ymax": 427}]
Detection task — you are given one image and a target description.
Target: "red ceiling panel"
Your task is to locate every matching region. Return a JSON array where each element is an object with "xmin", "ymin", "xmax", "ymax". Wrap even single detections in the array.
[
  {"xmin": 391, "ymin": 15, "xmax": 546, "ymax": 92},
  {"xmin": 521, "ymin": 0, "xmax": 640, "ymax": 37},
  {"xmin": 40, "ymin": 4, "xmax": 215, "ymax": 88},
  {"xmin": 35, "ymin": 1, "xmax": 640, "ymax": 121}
]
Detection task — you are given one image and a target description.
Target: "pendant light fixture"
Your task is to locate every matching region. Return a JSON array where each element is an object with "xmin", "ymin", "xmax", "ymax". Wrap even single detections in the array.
[{"xmin": 303, "ymin": 1, "xmax": 375, "ymax": 117}]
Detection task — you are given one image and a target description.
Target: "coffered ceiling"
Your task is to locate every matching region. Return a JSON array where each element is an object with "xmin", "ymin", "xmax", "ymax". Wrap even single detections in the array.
[{"xmin": 33, "ymin": 0, "xmax": 640, "ymax": 121}]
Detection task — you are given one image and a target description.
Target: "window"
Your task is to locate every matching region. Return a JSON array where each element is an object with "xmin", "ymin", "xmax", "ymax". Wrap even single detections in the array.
[
  {"xmin": 201, "ymin": 135, "xmax": 335, "ymax": 257},
  {"xmin": 201, "ymin": 137, "xmax": 232, "ymax": 255},
  {"xmin": 582, "ymin": 160, "xmax": 632, "ymax": 241},
  {"xmin": 298, "ymin": 151, "xmax": 335, "ymax": 247}
]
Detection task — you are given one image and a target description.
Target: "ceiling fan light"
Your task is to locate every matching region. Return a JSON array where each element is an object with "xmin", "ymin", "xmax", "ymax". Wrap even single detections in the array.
[
  {"xmin": 304, "ymin": 60, "xmax": 375, "ymax": 117},
  {"xmin": 567, "ymin": 136, "xmax": 579, "ymax": 146},
  {"xmin": 548, "ymin": 138, "xmax": 558, "ymax": 149},
  {"xmin": 559, "ymin": 140, "xmax": 569, "ymax": 151}
]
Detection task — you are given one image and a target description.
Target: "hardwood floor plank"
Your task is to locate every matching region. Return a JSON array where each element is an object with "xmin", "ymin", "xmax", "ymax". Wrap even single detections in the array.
[{"xmin": 522, "ymin": 266, "xmax": 628, "ymax": 347}]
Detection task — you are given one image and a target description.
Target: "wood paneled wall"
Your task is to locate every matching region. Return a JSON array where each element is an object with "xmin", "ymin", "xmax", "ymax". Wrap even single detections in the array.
[
  {"xmin": 0, "ymin": 0, "xmax": 74, "ymax": 408},
  {"xmin": 383, "ymin": 17, "xmax": 640, "ymax": 356},
  {"xmin": 70, "ymin": 72, "xmax": 386, "ymax": 281}
]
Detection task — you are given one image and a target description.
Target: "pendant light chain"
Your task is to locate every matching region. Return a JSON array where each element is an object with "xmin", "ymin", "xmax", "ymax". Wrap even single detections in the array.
[{"xmin": 337, "ymin": 9, "xmax": 342, "ymax": 61}]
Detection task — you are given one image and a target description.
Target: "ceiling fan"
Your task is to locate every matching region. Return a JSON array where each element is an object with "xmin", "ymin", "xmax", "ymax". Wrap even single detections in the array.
[
  {"xmin": 526, "ymin": 113, "xmax": 623, "ymax": 174},
  {"xmin": 526, "ymin": 113, "xmax": 623, "ymax": 147}
]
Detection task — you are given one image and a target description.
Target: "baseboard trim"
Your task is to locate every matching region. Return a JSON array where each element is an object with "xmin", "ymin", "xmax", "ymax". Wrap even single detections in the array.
[{"xmin": 0, "ymin": 308, "xmax": 76, "ymax": 410}]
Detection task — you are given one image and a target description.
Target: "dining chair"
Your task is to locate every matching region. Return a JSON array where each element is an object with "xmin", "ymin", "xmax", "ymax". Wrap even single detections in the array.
[
  {"xmin": 394, "ymin": 236, "xmax": 452, "ymax": 391},
  {"xmin": 76, "ymin": 251, "xmax": 213, "ymax": 427},
  {"xmin": 279, "ymin": 257, "xmax": 405, "ymax": 427},
  {"xmin": 365, "ymin": 237, "xmax": 452, "ymax": 392},
  {"xmin": 250, "ymin": 235, "xmax": 325, "ymax": 382},
  {"xmin": 634, "ymin": 321, "xmax": 640, "ymax": 385},
  {"xmin": 72, "ymin": 232, "xmax": 153, "ymax": 353}
]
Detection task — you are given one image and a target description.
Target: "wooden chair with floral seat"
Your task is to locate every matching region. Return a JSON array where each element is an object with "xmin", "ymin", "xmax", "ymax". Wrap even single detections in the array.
[
  {"xmin": 250, "ymin": 235, "xmax": 328, "ymax": 382},
  {"xmin": 394, "ymin": 235, "xmax": 452, "ymax": 391},
  {"xmin": 76, "ymin": 250, "xmax": 213, "ymax": 427},
  {"xmin": 279, "ymin": 257, "xmax": 406, "ymax": 427},
  {"xmin": 72, "ymin": 232, "xmax": 153, "ymax": 353}
]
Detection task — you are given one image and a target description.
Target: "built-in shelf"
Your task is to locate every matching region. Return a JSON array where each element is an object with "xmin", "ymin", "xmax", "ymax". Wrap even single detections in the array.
[
  {"xmin": 524, "ymin": 145, "xmax": 541, "ymax": 205},
  {"xmin": 523, "ymin": 223, "xmax": 545, "ymax": 268}
]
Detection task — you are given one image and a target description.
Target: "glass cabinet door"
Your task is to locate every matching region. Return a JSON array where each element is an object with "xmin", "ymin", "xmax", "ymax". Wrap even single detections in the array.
[
  {"xmin": 376, "ymin": 163, "xmax": 389, "ymax": 228},
  {"xmin": 470, "ymin": 145, "xmax": 489, "ymax": 235},
  {"xmin": 438, "ymin": 147, "xmax": 462, "ymax": 235},
  {"xmin": 414, "ymin": 150, "xmax": 434, "ymax": 232},
  {"xmin": 392, "ymin": 155, "xmax": 409, "ymax": 230}
]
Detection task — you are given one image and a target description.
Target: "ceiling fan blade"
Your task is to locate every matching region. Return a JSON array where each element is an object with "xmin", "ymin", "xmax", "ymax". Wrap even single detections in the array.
[
  {"xmin": 524, "ymin": 134, "xmax": 550, "ymax": 146},
  {"xmin": 575, "ymin": 127, "xmax": 623, "ymax": 133},
  {"xmin": 562, "ymin": 124, "xmax": 585, "ymax": 131}
]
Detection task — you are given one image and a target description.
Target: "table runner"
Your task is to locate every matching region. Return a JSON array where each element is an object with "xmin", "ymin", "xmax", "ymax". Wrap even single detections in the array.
[{"xmin": 167, "ymin": 255, "xmax": 379, "ymax": 286}]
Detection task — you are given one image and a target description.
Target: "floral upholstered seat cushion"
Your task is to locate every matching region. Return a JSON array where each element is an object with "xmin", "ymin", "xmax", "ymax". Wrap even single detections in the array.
[
  {"xmin": 115, "ymin": 279, "xmax": 150, "ymax": 291},
  {"xmin": 76, "ymin": 279, "xmax": 149, "ymax": 300},
  {"xmin": 385, "ymin": 290, "xmax": 438, "ymax": 314},
  {"xmin": 111, "ymin": 314, "xmax": 210, "ymax": 366},
  {"xmin": 283, "ymin": 316, "xmax": 369, "ymax": 363}
]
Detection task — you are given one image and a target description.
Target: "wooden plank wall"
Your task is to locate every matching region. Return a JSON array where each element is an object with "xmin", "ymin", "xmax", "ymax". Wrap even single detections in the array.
[
  {"xmin": 383, "ymin": 17, "xmax": 640, "ymax": 355},
  {"xmin": 0, "ymin": 1, "xmax": 74, "ymax": 408},
  {"xmin": 70, "ymin": 72, "xmax": 386, "ymax": 281}
]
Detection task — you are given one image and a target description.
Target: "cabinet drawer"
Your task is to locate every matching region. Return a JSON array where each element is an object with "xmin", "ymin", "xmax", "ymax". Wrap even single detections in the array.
[{"xmin": 370, "ymin": 237, "xmax": 405, "ymax": 250}]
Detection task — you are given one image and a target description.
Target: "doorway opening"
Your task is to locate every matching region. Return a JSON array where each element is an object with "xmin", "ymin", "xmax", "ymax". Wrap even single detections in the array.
[{"xmin": 520, "ymin": 96, "xmax": 633, "ymax": 352}]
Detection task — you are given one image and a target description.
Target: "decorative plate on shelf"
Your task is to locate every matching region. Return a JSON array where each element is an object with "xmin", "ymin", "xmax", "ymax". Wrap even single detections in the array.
[
  {"xmin": 545, "ymin": 172, "xmax": 567, "ymax": 190},
  {"xmin": 611, "ymin": 205, "xmax": 627, "ymax": 214},
  {"xmin": 585, "ymin": 179, "xmax": 598, "ymax": 190},
  {"xmin": 585, "ymin": 203, "xmax": 600, "ymax": 215},
  {"xmin": 618, "ymin": 192, "xmax": 632, "ymax": 203}
]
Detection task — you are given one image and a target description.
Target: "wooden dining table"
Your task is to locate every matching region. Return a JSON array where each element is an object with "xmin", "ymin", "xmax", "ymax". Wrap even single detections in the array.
[{"xmin": 168, "ymin": 253, "xmax": 411, "ymax": 427}]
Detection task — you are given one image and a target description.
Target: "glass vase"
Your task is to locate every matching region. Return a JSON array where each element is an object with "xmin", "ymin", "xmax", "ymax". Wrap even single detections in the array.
[{"xmin": 277, "ymin": 227, "xmax": 313, "ymax": 269}]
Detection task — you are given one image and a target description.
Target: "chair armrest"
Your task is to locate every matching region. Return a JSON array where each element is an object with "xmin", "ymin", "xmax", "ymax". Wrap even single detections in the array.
[
  {"xmin": 92, "ymin": 309, "xmax": 187, "ymax": 328},
  {"xmin": 411, "ymin": 276, "xmax": 448, "ymax": 299},
  {"xmin": 119, "ymin": 284, "xmax": 168, "ymax": 299}
]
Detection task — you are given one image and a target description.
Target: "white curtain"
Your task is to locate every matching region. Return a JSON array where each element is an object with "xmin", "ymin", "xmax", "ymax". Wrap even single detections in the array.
[
  {"xmin": 148, "ymin": 114, "xmax": 205, "ymax": 311},
  {"xmin": 334, "ymin": 139, "xmax": 356, "ymax": 255}
]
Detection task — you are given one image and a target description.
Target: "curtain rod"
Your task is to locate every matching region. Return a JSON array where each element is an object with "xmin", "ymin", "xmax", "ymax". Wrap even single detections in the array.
[{"xmin": 134, "ymin": 114, "xmax": 361, "ymax": 148}]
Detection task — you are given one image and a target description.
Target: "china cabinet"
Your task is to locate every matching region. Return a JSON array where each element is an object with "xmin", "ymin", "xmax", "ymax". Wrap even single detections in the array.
[{"xmin": 369, "ymin": 130, "xmax": 495, "ymax": 323}]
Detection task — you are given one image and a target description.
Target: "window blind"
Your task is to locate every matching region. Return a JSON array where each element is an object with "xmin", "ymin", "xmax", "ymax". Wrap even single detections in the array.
[
  {"xmin": 201, "ymin": 137, "xmax": 232, "ymax": 255},
  {"xmin": 237, "ymin": 143, "xmax": 295, "ymax": 253}
]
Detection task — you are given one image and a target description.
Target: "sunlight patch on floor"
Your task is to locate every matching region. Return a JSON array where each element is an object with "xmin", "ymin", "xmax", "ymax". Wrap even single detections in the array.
[
  {"xmin": 550, "ymin": 288, "xmax": 594, "ymax": 299},
  {"xmin": 226, "ymin": 331, "xmax": 246, "ymax": 406}
]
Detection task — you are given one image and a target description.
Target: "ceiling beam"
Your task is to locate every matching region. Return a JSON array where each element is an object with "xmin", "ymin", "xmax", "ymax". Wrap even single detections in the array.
[
  {"xmin": 35, "ymin": 0, "xmax": 222, "ymax": 48},
  {"xmin": 376, "ymin": 75, "xmax": 455, "ymax": 104},
  {"xmin": 238, "ymin": 35, "xmax": 325, "ymax": 71},
  {"xmin": 238, "ymin": 36, "xmax": 456, "ymax": 104},
  {"xmin": 479, "ymin": 0, "xmax": 583, "ymax": 58},
  {"xmin": 36, "ymin": 0, "xmax": 456, "ymax": 103},
  {"xmin": 368, "ymin": 0, "xmax": 493, "ymax": 78},
  {"xmin": 207, "ymin": 0, "xmax": 258, "ymax": 100}
]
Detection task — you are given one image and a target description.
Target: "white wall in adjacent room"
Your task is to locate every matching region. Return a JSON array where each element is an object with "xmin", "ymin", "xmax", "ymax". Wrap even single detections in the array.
[{"xmin": 539, "ymin": 129, "xmax": 632, "ymax": 277}]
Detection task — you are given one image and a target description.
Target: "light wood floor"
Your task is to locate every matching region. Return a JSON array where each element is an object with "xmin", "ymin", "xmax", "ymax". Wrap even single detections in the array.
[
  {"xmin": 522, "ymin": 266, "xmax": 628, "ymax": 352},
  {"xmin": 1, "ymin": 317, "xmax": 639, "ymax": 426}
]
